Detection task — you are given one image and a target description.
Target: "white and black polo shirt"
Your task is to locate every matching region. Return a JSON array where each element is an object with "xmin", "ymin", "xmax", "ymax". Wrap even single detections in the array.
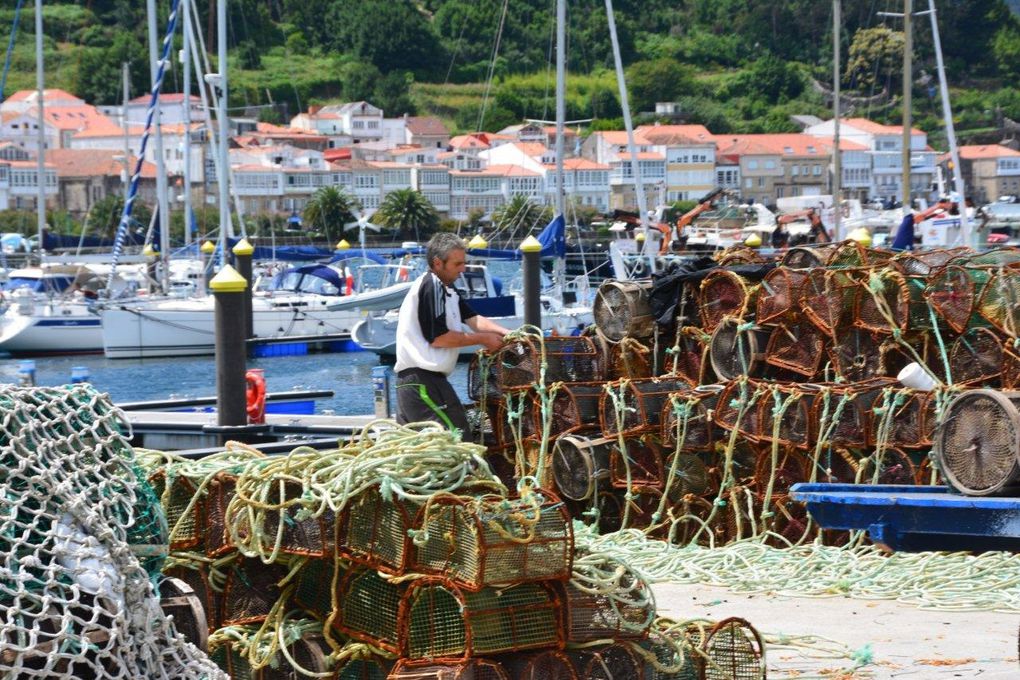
[{"xmin": 394, "ymin": 271, "xmax": 478, "ymax": 376}]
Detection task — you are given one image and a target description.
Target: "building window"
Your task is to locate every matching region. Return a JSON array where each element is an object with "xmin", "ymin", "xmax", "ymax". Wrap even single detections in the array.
[{"xmin": 745, "ymin": 178, "xmax": 753, "ymax": 189}]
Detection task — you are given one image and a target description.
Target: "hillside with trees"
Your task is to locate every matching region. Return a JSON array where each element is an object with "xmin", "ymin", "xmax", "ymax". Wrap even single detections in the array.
[{"xmin": 4, "ymin": 1, "xmax": 1020, "ymax": 146}]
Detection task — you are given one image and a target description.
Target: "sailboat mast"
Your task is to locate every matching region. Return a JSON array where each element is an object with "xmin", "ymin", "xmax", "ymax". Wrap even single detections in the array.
[
  {"xmin": 217, "ymin": 0, "xmax": 231, "ymax": 255},
  {"xmin": 924, "ymin": 0, "xmax": 969, "ymax": 244},
  {"xmin": 182, "ymin": 0, "xmax": 193, "ymax": 249},
  {"xmin": 33, "ymin": 0, "xmax": 44, "ymax": 259},
  {"xmin": 554, "ymin": 0, "xmax": 566, "ymax": 220},
  {"xmin": 901, "ymin": 0, "xmax": 912, "ymax": 210},
  {"xmin": 147, "ymin": 0, "xmax": 171, "ymax": 292},
  {"xmin": 832, "ymin": 0, "xmax": 842, "ymax": 240},
  {"xmin": 122, "ymin": 63, "xmax": 132, "ymax": 202}
]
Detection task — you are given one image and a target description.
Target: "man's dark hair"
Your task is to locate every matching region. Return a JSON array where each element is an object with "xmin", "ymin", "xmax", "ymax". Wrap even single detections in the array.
[{"xmin": 426, "ymin": 233, "xmax": 466, "ymax": 268}]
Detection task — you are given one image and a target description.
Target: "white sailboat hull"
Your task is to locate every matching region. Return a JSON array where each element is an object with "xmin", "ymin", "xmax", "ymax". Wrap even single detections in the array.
[{"xmin": 0, "ymin": 301, "xmax": 103, "ymax": 355}]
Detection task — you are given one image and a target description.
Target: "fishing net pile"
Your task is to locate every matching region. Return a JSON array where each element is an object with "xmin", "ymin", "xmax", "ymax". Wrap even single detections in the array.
[
  {"xmin": 135, "ymin": 420, "xmax": 767, "ymax": 679},
  {"xmin": 470, "ymin": 243, "xmax": 1020, "ymax": 549},
  {"xmin": 0, "ymin": 384, "xmax": 225, "ymax": 679}
]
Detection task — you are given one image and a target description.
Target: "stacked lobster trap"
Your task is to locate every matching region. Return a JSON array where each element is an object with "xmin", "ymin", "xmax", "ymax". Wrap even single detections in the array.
[
  {"xmin": 472, "ymin": 243, "xmax": 1020, "ymax": 550},
  {"xmin": 139, "ymin": 417, "xmax": 768, "ymax": 680}
]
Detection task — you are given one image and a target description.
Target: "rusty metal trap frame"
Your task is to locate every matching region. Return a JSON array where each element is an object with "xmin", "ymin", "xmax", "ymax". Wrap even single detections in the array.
[
  {"xmin": 496, "ymin": 387, "xmax": 540, "ymax": 444},
  {"xmin": 781, "ymin": 244, "xmax": 836, "ymax": 268},
  {"xmin": 949, "ymin": 327, "xmax": 1006, "ymax": 386},
  {"xmin": 609, "ymin": 435, "xmax": 667, "ymax": 490},
  {"xmin": 337, "ymin": 486, "xmax": 424, "ymax": 575},
  {"xmin": 534, "ymin": 381, "xmax": 606, "ymax": 438},
  {"xmin": 495, "ymin": 335, "xmax": 603, "ymax": 390},
  {"xmin": 756, "ymin": 267, "xmax": 809, "ymax": 324},
  {"xmin": 561, "ymin": 552, "xmax": 655, "ymax": 643},
  {"xmin": 756, "ymin": 383, "xmax": 820, "ymax": 450},
  {"xmin": 292, "ymin": 556, "xmax": 334, "ymax": 617},
  {"xmin": 935, "ymin": 389, "xmax": 1020, "ymax": 496},
  {"xmin": 661, "ymin": 494, "xmax": 718, "ymax": 547},
  {"xmin": 708, "ymin": 318, "xmax": 772, "ymax": 381},
  {"xmin": 204, "ymin": 470, "xmax": 238, "ymax": 557},
  {"xmin": 594, "ymin": 279, "xmax": 656, "ymax": 342},
  {"xmin": 976, "ymin": 269, "xmax": 1020, "ymax": 337},
  {"xmin": 764, "ymin": 320, "xmax": 828, "ymax": 378},
  {"xmin": 165, "ymin": 563, "xmax": 222, "ymax": 633},
  {"xmin": 567, "ymin": 643, "xmax": 645, "ymax": 680},
  {"xmin": 333, "ymin": 568, "xmax": 407, "ymax": 654},
  {"xmin": 665, "ymin": 326, "xmax": 711, "ymax": 385},
  {"xmin": 699, "ymin": 270, "xmax": 758, "ymax": 333},
  {"xmin": 660, "ymin": 385, "xmax": 724, "ymax": 453},
  {"xmin": 886, "ymin": 389, "xmax": 938, "ymax": 449},
  {"xmin": 663, "ymin": 451, "xmax": 712, "ymax": 502},
  {"xmin": 399, "ymin": 579, "xmax": 562, "ymax": 659},
  {"xmin": 593, "ymin": 486, "xmax": 667, "ymax": 535},
  {"xmin": 159, "ymin": 576, "xmax": 209, "ymax": 653},
  {"xmin": 604, "ymin": 336, "xmax": 655, "ymax": 380},
  {"xmin": 410, "ymin": 491, "xmax": 573, "ymax": 590},
  {"xmin": 230, "ymin": 476, "xmax": 335, "ymax": 560},
  {"xmin": 925, "ymin": 263, "xmax": 999, "ymax": 334},
  {"xmin": 599, "ymin": 376, "xmax": 694, "ymax": 438},
  {"xmin": 828, "ymin": 327, "xmax": 885, "ymax": 382},
  {"xmin": 220, "ymin": 556, "xmax": 290, "ymax": 627},
  {"xmin": 751, "ymin": 444, "xmax": 812, "ymax": 498},
  {"xmin": 551, "ymin": 431, "xmax": 612, "ymax": 501},
  {"xmin": 855, "ymin": 267, "xmax": 932, "ymax": 334},
  {"xmin": 809, "ymin": 378, "xmax": 898, "ymax": 450},
  {"xmin": 496, "ymin": 649, "xmax": 578, "ymax": 680},
  {"xmin": 857, "ymin": 446, "xmax": 918, "ymax": 485},
  {"xmin": 639, "ymin": 627, "xmax": 702, "ymax": 680},
  {"xmin": 801, "ymin": 267, "xmax": 863, "ymax": 334},
  {"xmin": 212, "ymin": 631, "xmax": 333, "ymax": 680},
  {"xmin": 701, "ymin": 617, "xmax": 766, "ymax": 680},
  {"xmin": 713, "ymin": 380, "xmax": 767, "ymax": 444},
  {"xmin": 148, "ymin": 470, "xmax": 203, "ymax": 551},
  {"xmin": 890, "ymin": 247, "xmax": 971, "ymax": 276},
  {"xmin": 387, "ymin": 659, "xmax": 510, "ymax": 680}
]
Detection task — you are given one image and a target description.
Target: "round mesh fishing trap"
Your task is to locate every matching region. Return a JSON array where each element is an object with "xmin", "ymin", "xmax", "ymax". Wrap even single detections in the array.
[
  {"xmin": 768, "ymin": 496, "xmax": 816, "ymax": 546},
  {"xmin": 600, "ymin": 377, "xmax": 694, "ymax": 437},
  {"xmin": 802, "ymin": 268, "xmax": 859, "ymax": 334},
  {"xmin": 158, "ymin": 576, "xmax": 208, "ymax": 653},
  {"xmin": 539, "ymin": 382, "xmax": 606, "ymax": 438},
  {"xmin": 925, "ymin": 264, "xmax": 988, "ymax": 333},
  {"xmin": 949, "ymin": 328, "xmax": 1005, "ymax": 386},
  {"xmin": 702, "ymin": 617, "xmax": 766, "ymax": 680},
  {"xmin": 497, "ymin": 335, "xmax": 602, "ymax": 390},
  {"xmin": 469, "ymin": 353, "xmax": 502, "ymax": 403},
  {"xmin": 813, "ymin": 379, "xmax": 897, "ymax": 449},
  {"xmin": 783, "ymin": 244, "xmax": 837, "ymax": 268},
  {"xmin": 757, "ymin": 384, "xmax": 818, "ymax": 449},
  {"xmin": 337, "ymin": 487, "xmax": 422, "ymax": 575},
  {"xmin": 751, "ymin": 445, "xmax": 811, "ymax": 497},
  {"xmin": 499, "ymin": 650, "xmax": 578, "ymax": 680},
  {"xmin": 829, "ymin": 327, "xmax": 884, "ymax": 382},
  {"xmin": 713, "ymin": 380, "xmax": 766, "ymax": 443},
  {"xmin": 388, "ymin": 659, "xmax": 510, "ymax": 680},
  {"xmin": 594, "ymin": 279, "xmax": 656, "ymax": 342},
  {"xmin": 147, "ymin": 470, "xmax": 203, "ymax": 552},
  {"xmin": 334, "ymin": 568, "xmax": 406, "ymax": 654},
  {"xmin": 887, "ymin": 390, "xmax": 938, "ymax": 449},
  {"xmin": 891, "ymin": 247, "xmax": 970, "ymax": 276},
  {"xmin": 562, "ymin": 554, "xmax": 655, "ymax": 642},
  {"xmin": 164, "ymin": 563, "xmax": 220, "ymax": 633},
  {"xmin": 666, "ymin": 494, "xmax": 718, "ymax": 547},
  {"xmin": 957, "ymin": 247, "xmax": 1020, "ymax": 267},
  {"xmin": 641, "ymin": 625, "xmax": 701, "ymax": 680},
  {"xmin": 855, "ymin": 268, "xmax": 931, "ymax": 334},
  {"xmin": 661, "ymin": 385, "xmax": 723, "ymax": 453},
  {"xmin": 400, "ymin": 580, "xmax": 562, "ymax": 659},
  {"xmin": 606, "ymin": 337, "xmax": 655, "ymax": 380},
  {"xmin": 666, "ymin": 326, "xmax": 710, "ymax": 384},
  {"xmin": 825, "ymin": 239, "xmax": 878, "ymax": 268},
  {"xmin": 552, "ymin": 432, "xmax": 612, "ymax": 501},
  {"xmin": 709, "ymin": 319, "xmax": 771, "ymax": 380},
  {"xmin": 935, "ymin": 389, "xmax": 1020, "ymax": 495},
  {"xmin": 567, "ymin": 644, "xmax": 644, "ymax": 680},
  {"xmin": 858, "ymin": 447, "xmax": 917, "ymax": 485},
  {"xmin": 411, "ymin": 491, "xmax": 573, "ymax": 590},
  {"xmin": 716, "ymin": 245, "xmax": 767, "ymax": 266},
  {"xmin": 756, "ymin": 267, "xmax": 809, "ymax": 324},
  {"xmin": 221, "ymin": 557, "xmax": 289, "ymax": 626},
  {"xmin": 764, "ymin": 320, "xmax": 827, "ymax": 378},
  {"xmin": 976, "ymin": 270, "xmax": 1020, "ymax": 337},
  {"xmin": 699, "ymin": 270, "xmax": 757, "ymax": 332},
  {"xmin": 664, "ymin": 452, "xmax": 711, "ymax": 501},
  {"xmin": 609, "ymin": 436, "xmax": 666, "ymax": 490}
]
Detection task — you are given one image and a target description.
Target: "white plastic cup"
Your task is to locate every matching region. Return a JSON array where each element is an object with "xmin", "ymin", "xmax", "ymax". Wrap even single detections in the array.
[{"xmin": 897, "ymin": 362, "xmax": 937, "ymax": 391}]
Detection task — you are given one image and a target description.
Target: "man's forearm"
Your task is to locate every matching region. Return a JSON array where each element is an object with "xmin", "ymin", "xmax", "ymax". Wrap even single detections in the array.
[
  {"xmin": 430, "ymin": 329, "xmax": 496, "ymax": 348},
  {"xmin": 466, "ymin": 315, "xmax": 512, "ymax": 335}
]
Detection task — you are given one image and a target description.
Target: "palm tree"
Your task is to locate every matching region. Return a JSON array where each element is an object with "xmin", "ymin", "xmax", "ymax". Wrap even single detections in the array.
[
  {"xmin": 491, "ymin": 194, "xmax": 552, "ymax": 234},
  {"xmin": 376, "ymin": 188, "xmax": 439, "ymax": 242},
  {"xmin": 303, "ymin": 186, "xmax": 359, "ymax": 243}
]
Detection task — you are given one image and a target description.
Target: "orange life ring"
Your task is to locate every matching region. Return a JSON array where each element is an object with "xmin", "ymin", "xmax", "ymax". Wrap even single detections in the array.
[{"xmin": 245, "ymin": 369, "xmax": 267, "ymax": 424}]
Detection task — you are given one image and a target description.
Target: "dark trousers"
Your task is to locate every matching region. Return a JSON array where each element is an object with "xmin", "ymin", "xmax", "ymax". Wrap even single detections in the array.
[{"xmin": 396, "ymin": 367, "xmax": 470, "ymax": 439}]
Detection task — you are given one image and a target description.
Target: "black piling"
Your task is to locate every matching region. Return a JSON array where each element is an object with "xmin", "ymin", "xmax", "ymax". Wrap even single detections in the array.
[
  {"xmin": 521, "ymin": 235, "xmax": 542, "ymax": 329},
  {"xmin": 232, "ymin": 237, "xmax": 254, "ymax": 339},
  {"xmin": 210, "ymin": 264, "xmax": 248, "ymax": 427}
]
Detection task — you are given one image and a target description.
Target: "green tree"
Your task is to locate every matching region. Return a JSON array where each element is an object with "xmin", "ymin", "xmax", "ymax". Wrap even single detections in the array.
[
  {"xmin": 88, "ymin": 195, "xmax": 153, "ymax": 241},
  {"xmin": 624, "ymin": 59, "xmax": 696, "ymax": 113},
  {"xmin": 491, "ymin": 194, "xmax": 552, "ymax": 232},
  {"xmin": 341, "ymin": 61, "xmax": 381, "ymax": 103},
  {"xmin": 376, "ymin": 189, "xmax": 440, "ymax": 241},
  {"xmin": 993, "ymin": 24, "xmax": 1020, "ymax": 81},
  {"xmin": 741, "ymin": 55, "xmax": 803, "ymax": 104},
  {"xmin": 303, "ymin": 186, "xmax": 359, "ymax": 243},
  {"xmin": 374, "ymin": 72, "xmax": 417, "ymax": 116},
  {"xmin": 326, "ymin": 1, "xmax": 444, "ymax": 78},
  {"xmin": 846, "ymin": 27, "xmax": 904, "ymax": 91}
]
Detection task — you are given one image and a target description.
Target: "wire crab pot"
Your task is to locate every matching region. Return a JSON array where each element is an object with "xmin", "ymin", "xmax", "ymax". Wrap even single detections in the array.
[
  {"xmin": 764, "ymin": 320, "xmax": 828, "ymax": 378},
  {"xmin": 202, "ymin": 470, "xmax": 240, "ymax": 557},
  {"xmin": 561, "ymin": 555, "xmax": 655, "ymax": 643},
  {"xmin": 640, "ymin": 624, "xmax": 702, "ymax": 680},
  {"xmin": 782, "ymin": 244, "xmax": 837, "ymax": 268},
  {"xmin": 699, "ymin": 270, "xmax": 757, "ymax": 333},
  {"xmin": 594, "ymin": 279, "xmax": 656, "ymax": 342},
  {"xmin": 536, "ymin": 382, "xmax": 606, "ymax": 438},
  {"xmin": 387, "ymin": 660, "xmax": 509, "ymax": 680},
  {"xmin": 230, "ymin": 477, "xmax": 335, "ymax": 559},
  {"xmin": 159, "ymin": 576, "xmax": 209, "ymax": 653},
  {"xmin": 599, "ymin": 377, "xmax": 694, "ymax": 438},
  {"xmin": 661, "ymin": 385, "xmax": 724, "ymax": 453},
  {"xmin": 713, "ymin": 380, "xmax": 767, "ymax": 443},
  {"xmin": 552, "ymin": 432, "xmax": 612, "ymax": 501},
  {"xmin": 609, "ymin": 436, "xmax": 666, "ymax": 490},
  {"xmin": 925, "ymin": 264, "xmax": 993, "ymax": 333},
  {"xmin": 337, "ymin": 658, "xmax": 393, "ymax": 680},
  {"xmin": 891, "ymin": 247, "xmax": 971, "ymax": 276},
  {"xmin": 468, "ymin": 353, "xmax": 503, "ymax": 404},
  {"xmin": 337, "ymin": 486, "xmax": 423, "ymax": 575},
  {"xmin": 411, "ymin": 491, "xmax": 573, "ymax": 590},
  {"xmin": 701, "ymin": 617, "xmax": 766, "ymax": 680},
  {"xmin": 220, "ymin": 557, "xmax": 290, "ymax": 627},
  {"xmin": 751, "ymin": 445, "xmax": 811, "ymax": 498},
  {"xmin": 334, "ymin": 568, "xmax": 406, "ymax": 654},
  {"xmin": 949, "ymin": 327, "xmax": 1005, "ymax": 386},
  {"xmin": 605, "ymin": 336, "xmax": 655, "ymax": 380},
  {"xmin": 829, "ymin": 327, "xmax": 884, "ymax": 382},
  {"xmin": 709, "ymin": 319, "xmax": 772, "ymax": 380},
  {"xmin": 148, "ymin": 470, "xmax": 203, "ymax": 551},
  {"xmin": 935, "ymin": 389, "xmax": 1020, "ymax": 495},
  {"xmin": 756, "ymin": 267, "xmax": 809, "ymax": 324},
  {"xmin": 567, "ymin": 644, "xmax": 645, "ymax": 680},
  {"xmin": 665, "ymin": 326, "xmax": 711, "ymax": 384},
  {"xmin": 855, "ymin": 268, "xmax": 932, "ymax": 334},
  {"xmin": 496, "ymin": 335, "xmax": 602, "ymax": 390},
  {"xmin": 757, "ymin": 383, "xmax": 819, "ymax": 449},
  {"xmin": 813, "ymin": 378, "xmax": 898, "ymax": 449},
  {"xmin": 976, "ymin": 270, "xmax": 1020, "ymax": 337},
  {"xmin": 213, "ymin": 632, "xmax": 334, "ymax": 680},
  {"xmin": 498, "ymin": 650, "xmax": 578, "ymax": 680},
  {"xmin": 857, "ymin": 447, "xmax": 917, "ymax": 485},
  {"xmin": 665, "ymin": 494, "xmax": 719, "ymax": 547},
  {"xmin": 887, "ymin": 390, "xmax": 938, "ymax": 449},
  {"xmin": 717, "ymin": 245, "xmax": 767, "ymax": 266},
  {"xmin": 292, "ymin": 557, "xmax": 334, "ymax": 617},
  {"xmin": 593, "ymin": 486, "xmax": 665, "ymax": 534},
  {"xmin": 801, "ymin": 268, "xmax": 860, "ymax": 334},
  {"xmin": 164, "ymin": 563, "xmax": 221, "ymax": 633},
  {"xmin": 826, "ymin": 239, "xmax": 888, "ymax": 268},
  {"xmin": 400, "ymin": 579, "xmax": 562, "ymax": 659}
]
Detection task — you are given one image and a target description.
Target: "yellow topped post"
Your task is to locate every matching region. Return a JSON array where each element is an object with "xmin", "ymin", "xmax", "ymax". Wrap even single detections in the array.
[
  {"xmin": 520, "ymin": 235, "xmax": 542, "ymax": 329},
  {"xmin": 231, "ymin": 239, "xmax": 255, "ymax": 339},
  {"xmin": 335, "ymin": 239, "xmax": 351, "ymax": 250},
  {"xmin": 210, "ymin": 263, "xmax": 248, "ymax": 428},
  {"xmin": 209, "ymin": 264, "xmax": 248, "ymax": 292},
  {"xmin": 468, "ymin": 233, "xmax": 488, "ymax": 250},
  {"xmin": 232, "ymin": 237, "xmax": 254, "ymax": 256},
  {"xmin": 200, "ymin": 240, "xmax": 216, "ymax": 254}
]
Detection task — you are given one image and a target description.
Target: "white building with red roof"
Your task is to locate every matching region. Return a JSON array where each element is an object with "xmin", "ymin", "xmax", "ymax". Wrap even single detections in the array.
[
  {"xmin": 942, "ymin": 144, "xmax": 1020, "ymax": 204},
  {"xmin": 580, "ymin": 130, "xmax": 666, "ymax": 210}
]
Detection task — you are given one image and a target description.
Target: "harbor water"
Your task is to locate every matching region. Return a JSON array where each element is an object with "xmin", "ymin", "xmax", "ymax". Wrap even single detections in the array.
[{"xmin": 0, "ymin": 351, "xmax": 472, "ymax": 415}]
